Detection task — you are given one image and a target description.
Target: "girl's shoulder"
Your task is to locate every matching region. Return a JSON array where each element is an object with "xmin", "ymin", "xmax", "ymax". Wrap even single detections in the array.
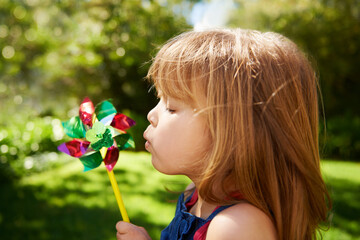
[{"xmin": 206, "ymin": 202, "xmax": 277, "ymax": 240}]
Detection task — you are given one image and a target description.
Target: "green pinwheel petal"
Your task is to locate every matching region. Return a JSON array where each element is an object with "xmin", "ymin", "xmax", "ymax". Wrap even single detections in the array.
[
  {"xmin": 114, "ymin": 134, "xmax": 135, "ymax": 150},
  {"xmin": 95, "ymin": 100, "xmax": 117, "ymax": 121},
  {"xmin": 86, "ymin": 121, "xmax": 107, "ymax": 143},
  {"xmin": 79, "ymin": 151, "xmax": 103, "ymax": 172},
  {"xmin": 102, "ymin": 128, "xmax": 114, "ymax": 148},
  {"xmin": 85, "ymin": 129, "xmax": 97, "ymax": 143},
  {"xmin": 92, "ymin": 121, "xmax": 106, "ymax": 134},
  {"xmin": 62, "ymin": 116, "xmax": 86, "ymax": 138},
  {"xmin": 90, "ymin": 141, "xmax": 103, "ymax": 151},
  {"xmin": 88, "ymin": 128, "xmax": 114, "ymax": 151}
]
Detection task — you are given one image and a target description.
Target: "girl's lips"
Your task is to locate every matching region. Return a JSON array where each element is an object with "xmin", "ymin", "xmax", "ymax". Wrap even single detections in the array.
[
  {"xmin": 143, "ymin": 125, "xmax": 152, "ymax": 141},
  {"xmin": 145, "ymin": 140, "xmax": 150, "ymax": 150},
  {"xmin": 143, "ymin": 130, "xmax": 151, "ymax": 150},
  {"xmin": 143, "ymin": 130, "xmax": 149, "ymax": 142}
]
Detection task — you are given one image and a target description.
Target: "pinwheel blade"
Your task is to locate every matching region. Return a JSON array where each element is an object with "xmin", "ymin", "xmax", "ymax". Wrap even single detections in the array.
[
  {"xmin": 111, "ymin": 113, "xmax": 136, "ymax": 131},
  {"xmin": 79, "ymin": 97, "xmax": 95, "ymax": 127},
  {"xmin": 104, "ymin": 146, "xmax": 120, "ymax": 172},
  {"xmin": 57, "ymin": 139, "xmax": 90, "ymax": 158},
  {"xmin": 79, "ymin": 151, "xmax": 103, "ymax": 172},
  {"xmin": 113, "ymin": 134, "xmax": 135, "ymax": 150},
  {"xmin": 62, "ymin": 116, "xmax": 86, "ymax": 139},
  {"xmin": 95, "ymin": 100, "xmax": 117, "ymax": 121}
]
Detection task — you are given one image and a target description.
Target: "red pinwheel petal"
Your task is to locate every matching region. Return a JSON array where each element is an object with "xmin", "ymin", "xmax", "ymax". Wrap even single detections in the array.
[
  {"xmin": 57, "ymin": 139, "xmax": 90, "ymax": 158},
  {"xmin": 79, "ymin": 97, "xmax": 95, "ymax": 127},
  {"xmin": 110, "ymin": 113, "xmax": 136, "ymax": 131},
  {"xmin": 103, "ymin": 146, "xmax": 119, "ymax": 171}
]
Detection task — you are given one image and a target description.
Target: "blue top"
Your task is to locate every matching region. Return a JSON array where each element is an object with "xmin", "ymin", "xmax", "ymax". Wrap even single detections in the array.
[{"xmin": 160, "ymin": 190, "xmax": 233, "ymax": 240}]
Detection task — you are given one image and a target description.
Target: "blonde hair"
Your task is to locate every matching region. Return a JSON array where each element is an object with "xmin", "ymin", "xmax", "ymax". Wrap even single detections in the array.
[{"xmin": 147, "ymin": 29, "xmax": 331, "ymax": 240}]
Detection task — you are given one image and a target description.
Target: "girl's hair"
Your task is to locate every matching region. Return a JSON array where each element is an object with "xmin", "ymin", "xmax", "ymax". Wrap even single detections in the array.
[{"xmin": 147, "ymin": 29, "xmax": 331, "ymax": 240}]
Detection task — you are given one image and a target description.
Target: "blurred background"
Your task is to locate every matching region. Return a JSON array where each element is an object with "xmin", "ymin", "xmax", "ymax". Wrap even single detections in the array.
[{"xmin": 0, "ymin": 0, "xmax": 359, "ymax": 239}]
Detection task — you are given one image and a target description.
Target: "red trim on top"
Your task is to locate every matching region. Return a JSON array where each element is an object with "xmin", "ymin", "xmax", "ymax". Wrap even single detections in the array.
[
  {"xmin": 185, "ymin": 190, "xmax": 198, "ymax": 210},
  {"xmin": 194, "ymin": 221, "xmax": 211, "ymax": 240},
  {"xmin": 187, "ymin": 190, "xmax": 245, "ymax": 240}
]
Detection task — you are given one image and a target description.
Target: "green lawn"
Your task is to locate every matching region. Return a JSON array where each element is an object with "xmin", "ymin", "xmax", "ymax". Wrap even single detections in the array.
[
  {"xmin": 0, "ymin": 152, "xmax": 359, "ymax": 239},
  {"xmin": 320, "ymin": 160, "xmax": 360, "ymax": 240}
]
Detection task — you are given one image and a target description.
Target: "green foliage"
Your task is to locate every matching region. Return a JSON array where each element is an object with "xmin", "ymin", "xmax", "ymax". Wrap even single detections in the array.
[
  {"xmin": 229, "ymin": 0, "xmax": 360, "ymax": 159},
  {"xmin": 0, "ymin": 0, "xmax": 189, "ymax": 113},
  {"xmin": 0, "ymin": 112, "xmax": 66, "ymax": 182},
  {"xmin": 320, "ymin": 116, "xmax": 360, "ymax": 159}
]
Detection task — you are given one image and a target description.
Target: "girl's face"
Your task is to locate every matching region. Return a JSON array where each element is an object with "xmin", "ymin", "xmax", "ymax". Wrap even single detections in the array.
[{"xmin": 143, "ymin": 95, "xmax": 210, "ymax": 178}]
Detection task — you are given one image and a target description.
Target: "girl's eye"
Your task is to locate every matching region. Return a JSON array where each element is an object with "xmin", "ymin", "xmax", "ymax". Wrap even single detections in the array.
[{"xmin": 166, "ymin": 108, "xmax": 176, "ymax": 113}]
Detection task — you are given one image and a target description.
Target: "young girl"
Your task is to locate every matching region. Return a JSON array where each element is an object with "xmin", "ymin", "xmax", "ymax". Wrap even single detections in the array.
[{"xmin": 115, "ymin": 28, "xmax": 331, "ymax": 240}]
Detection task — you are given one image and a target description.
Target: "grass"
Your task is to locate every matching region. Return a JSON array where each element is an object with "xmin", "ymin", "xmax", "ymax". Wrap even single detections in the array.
[
  {"xmin": 0, "ymin": 152, "xmax": 190, "ymax": 240},
  {"xmin": 0, "ymin": 152, "xmax": 359, "ymax": 240},
  {"xmin": 320, "ymin": 160, "xmax": 360, "ymax": 240}
]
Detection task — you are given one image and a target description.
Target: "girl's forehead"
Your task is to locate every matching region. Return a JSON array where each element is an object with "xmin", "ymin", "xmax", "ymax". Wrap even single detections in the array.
[
  {"xmin": 155, "ymin": 85, "xmax": 198, "ymax": 108},
  {"xmin": 153, "ymin": 80, "xmax": 184, "ymax": 99},
  {"xmin": 155, "ymin": 89, "xmax": 162, "ymax": 98},
  {"xmin": 154, "ymin": 87, "xmax": 172, "ymax": 99},
  {"xmin": 149, "ymin": 62, "xmax": 205, "ymax": 107},
  {"xmin": 156, "ymin": 90, "xmax": 182, "ymax": 103}
]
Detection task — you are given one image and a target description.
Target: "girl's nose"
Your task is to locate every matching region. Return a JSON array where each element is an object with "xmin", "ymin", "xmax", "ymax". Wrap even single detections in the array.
[{"xmin": 147, "ymin": 104, "xmax": 158, "ymax": 127}]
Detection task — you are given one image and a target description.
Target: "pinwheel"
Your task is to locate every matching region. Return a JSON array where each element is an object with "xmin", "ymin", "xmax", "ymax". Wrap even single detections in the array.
[{"xmin": 57, "ymin": 97, "xmax": 135, "ymax": 222}]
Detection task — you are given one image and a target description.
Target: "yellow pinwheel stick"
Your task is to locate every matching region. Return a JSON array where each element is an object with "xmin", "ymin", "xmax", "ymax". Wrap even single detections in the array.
[
  {"xmin": 100, "ymin": 147, "xmax": 130, "ymax": 222},
  {"xmin": 107, "ymin": 169, "xmax": 130, "ymax": 222}
]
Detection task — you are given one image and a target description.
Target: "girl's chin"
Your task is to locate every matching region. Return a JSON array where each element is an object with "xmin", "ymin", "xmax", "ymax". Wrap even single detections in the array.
[{"xmin": 151, "ymin": 157, "xmax": 168, "ymax": 175}]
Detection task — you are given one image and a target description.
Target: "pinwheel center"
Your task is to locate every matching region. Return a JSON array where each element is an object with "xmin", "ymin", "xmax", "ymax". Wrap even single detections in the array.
[
  {"xmin": 89, "ymin": 128, "xmax": 113, "ymax": 151},
  {"xmin": 85, "ymin": 121, "xmax": 114, "ymax": 151}
]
